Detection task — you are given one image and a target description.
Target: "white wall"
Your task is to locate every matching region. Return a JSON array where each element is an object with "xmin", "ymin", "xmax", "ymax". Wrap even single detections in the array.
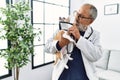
[{"xmin": 71, "ymin": 0, "xmax": 120, "ymax": 50}]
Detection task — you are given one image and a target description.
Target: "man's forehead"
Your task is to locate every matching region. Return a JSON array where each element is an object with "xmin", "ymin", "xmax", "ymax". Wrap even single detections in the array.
[{"xmin": 78, "ymin": 5, "xmax": 91, "ymax": 13}]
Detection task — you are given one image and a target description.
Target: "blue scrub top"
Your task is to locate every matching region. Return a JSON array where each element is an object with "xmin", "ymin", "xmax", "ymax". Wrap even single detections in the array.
[{"xmin": 58, "ymin": 31, "xmax": 89, "ymax": 80}]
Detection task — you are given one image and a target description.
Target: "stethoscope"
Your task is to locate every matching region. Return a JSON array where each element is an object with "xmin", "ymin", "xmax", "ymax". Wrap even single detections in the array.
[{"xmin": 85, "ymin": 27, "xmax": 93, "ymax": 39}]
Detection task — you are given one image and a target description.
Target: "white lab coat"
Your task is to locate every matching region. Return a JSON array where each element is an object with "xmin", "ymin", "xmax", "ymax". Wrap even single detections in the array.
[{"xmin": 45, "ymin": 26, "xmax": 103, "ymax": 80}]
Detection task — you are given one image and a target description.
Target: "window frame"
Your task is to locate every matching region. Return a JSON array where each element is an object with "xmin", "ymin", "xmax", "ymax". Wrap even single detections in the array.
[{"xmin": 31, "ymin": 0, "xmax": 70, "ymax": 69}]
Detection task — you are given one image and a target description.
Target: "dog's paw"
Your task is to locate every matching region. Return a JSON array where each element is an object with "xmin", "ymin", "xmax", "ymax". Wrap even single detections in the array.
[{"xmin": 64, "ymin": 64, "xmax": 69, "ymax": 69}]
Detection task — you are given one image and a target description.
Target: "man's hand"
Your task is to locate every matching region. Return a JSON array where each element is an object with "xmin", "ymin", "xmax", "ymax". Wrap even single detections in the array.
[
  {"xmin": 68, "ymin": 24, "xmax": 80, "ymax": 41},
  {"xmin": 54, "ymin": 30, "xmax": 70, "ymax": 48}
]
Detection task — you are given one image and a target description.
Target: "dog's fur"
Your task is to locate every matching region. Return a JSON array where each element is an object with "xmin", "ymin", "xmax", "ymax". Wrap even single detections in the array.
[
  {"xmin": 54, "ymin": 30, "xmax": 73, "ymax": 69},
  {"xmin": 53, "ymin": 17, "xmax": 73, "ymax": 69},
  {"xmin": 54, "ymin": 30, "xmax": 65, "ymax": 65}
]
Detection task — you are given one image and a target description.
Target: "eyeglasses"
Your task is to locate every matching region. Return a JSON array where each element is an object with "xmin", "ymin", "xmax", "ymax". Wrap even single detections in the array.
[
  {"xmin": 73, "ymin": 11, "xmax": 93, "ymax": 20},
  {"xmin": 78, "ymin": 13, "xmax": 93, "ymax": 20}
]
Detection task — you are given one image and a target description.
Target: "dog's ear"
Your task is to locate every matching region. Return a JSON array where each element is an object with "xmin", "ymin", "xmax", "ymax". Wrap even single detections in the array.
[
  {"xmin": 59, "ymin": 17, "xmax": 70, "ymax": 22},
  {"xmin": 64, "ymin": 17, "xmax": 70, "ymax": 22}
]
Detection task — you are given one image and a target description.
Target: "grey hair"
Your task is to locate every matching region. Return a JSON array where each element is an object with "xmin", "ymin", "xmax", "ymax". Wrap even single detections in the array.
[
  {"xmin": 90, "ymin": 5, "xmax": 97, "ymax": 20},
  {"xmin": 83, "ymin": 4, "xmax": 97, "ymax": 20}
]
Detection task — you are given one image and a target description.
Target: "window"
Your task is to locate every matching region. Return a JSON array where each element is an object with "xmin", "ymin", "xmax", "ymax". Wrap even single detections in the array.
[
  {"xmin": 31, "ymin": 0, "xmax": 70, "ymax": 69},
  {"xmin": 0, "ymin": 0, "xmax": 12, "ymax": 79}
]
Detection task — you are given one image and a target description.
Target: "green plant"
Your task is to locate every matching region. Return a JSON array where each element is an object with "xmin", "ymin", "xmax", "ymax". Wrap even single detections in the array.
[{"xmin": 0, "ymin": 1, "xmax": 40, "ymax": 80}]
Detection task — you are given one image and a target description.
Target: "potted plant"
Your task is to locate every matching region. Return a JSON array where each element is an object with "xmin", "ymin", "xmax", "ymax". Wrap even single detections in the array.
[{"xmin": 0, "ymin": 1, "xmax": 40, "ymax": 80}]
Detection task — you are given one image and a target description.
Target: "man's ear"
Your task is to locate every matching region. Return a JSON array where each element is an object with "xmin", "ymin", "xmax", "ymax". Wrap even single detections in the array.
[{"xmin": 89, "ymin": 19, "xmax": 94, "ymax": 24}]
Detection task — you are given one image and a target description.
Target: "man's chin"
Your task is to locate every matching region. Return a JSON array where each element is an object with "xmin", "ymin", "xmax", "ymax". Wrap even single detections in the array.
[{"xmin": 77, "ymin": 24, "xmax": 87, "ymax": 31}]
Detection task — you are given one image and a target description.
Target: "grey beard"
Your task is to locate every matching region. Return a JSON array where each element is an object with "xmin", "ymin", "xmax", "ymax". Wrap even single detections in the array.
[{"xmin": 77, "ymin": 24, "xmax": 87, "ymax": 31}]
